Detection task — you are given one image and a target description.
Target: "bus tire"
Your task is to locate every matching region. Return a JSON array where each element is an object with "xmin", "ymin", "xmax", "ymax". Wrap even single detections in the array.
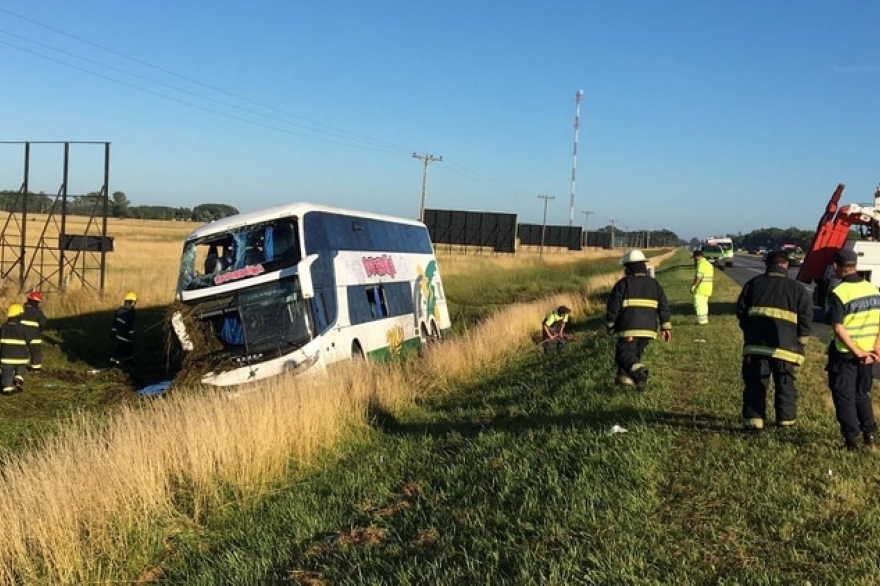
[{"xmin": 351, "ymin": 341, "xmax": 365, "ymax": 361}]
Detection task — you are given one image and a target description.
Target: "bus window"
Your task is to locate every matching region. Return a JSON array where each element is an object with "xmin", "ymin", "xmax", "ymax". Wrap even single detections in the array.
[{"xmin": 366, "ymin": 285, "xmax": 388, "ymax": 318}]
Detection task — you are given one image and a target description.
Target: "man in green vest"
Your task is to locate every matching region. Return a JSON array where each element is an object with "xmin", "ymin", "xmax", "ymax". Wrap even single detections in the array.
[
  {"xmin": 826, "ymin": 248, "xmax": 880, "ymax": 451},
  {"xmin": 691, "ymin": 250, "xmax": 714, "ymax": 325},
  {"xmin": 541, "ymin": 305, "xmax": 571, "ymax": 355}
]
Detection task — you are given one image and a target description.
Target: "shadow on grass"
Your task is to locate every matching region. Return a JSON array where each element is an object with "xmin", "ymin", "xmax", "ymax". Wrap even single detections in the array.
[{"xmin": 49, "ymin": 305, "xmax": 178, "ymax": 389}]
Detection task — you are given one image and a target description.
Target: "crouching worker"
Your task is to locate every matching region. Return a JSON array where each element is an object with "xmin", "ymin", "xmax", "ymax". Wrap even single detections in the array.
[
  {"xmin": 0, "ymin": 304, "xmax": 33, "ymax": 394},
  {"xmin": 541, "ymin": 305, "xmax": 572, "ymax": 355},
  {"xmin": 606, "ymin": 250, "xmax": 672, "ymax": 389}
]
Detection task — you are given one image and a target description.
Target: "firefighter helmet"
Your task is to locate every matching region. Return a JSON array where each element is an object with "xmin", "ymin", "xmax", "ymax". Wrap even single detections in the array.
[
  {"xmin": 7, "ymin": 304, "xmax": 24, "ymax": 318},
  {"xmin": 27, "ymin": 291, "xmax": 43, "ymax": 303},
  {"xmin": 124, "ymin": 292, "xmax": 138, "ymax": 302},
  {"xmin": 619, "ymin": 249, "xmax": 647, "ymax": 265}
]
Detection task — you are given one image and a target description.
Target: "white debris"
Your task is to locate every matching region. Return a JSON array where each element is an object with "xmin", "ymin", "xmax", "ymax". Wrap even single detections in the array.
[{"xmin": 606, "ymin": 424, "xmax": 629, "ymax": 435}]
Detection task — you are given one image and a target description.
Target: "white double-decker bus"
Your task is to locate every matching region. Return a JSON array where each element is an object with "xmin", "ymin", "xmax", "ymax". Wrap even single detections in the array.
[{"xmin": 172, "ymin": 202, "xmax": 451, "ymax": 386}]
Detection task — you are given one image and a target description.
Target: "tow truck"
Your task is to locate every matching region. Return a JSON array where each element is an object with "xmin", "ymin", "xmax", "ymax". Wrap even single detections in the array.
[{"xmin": 796, "ymin": 183, "xmax": 880, "ymax": 309}]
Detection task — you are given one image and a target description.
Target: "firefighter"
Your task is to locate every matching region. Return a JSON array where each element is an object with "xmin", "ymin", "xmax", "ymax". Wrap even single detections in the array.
[
  {"xmin": 605, "ymin": 250, "xmax": 672, "ymax": 389},
  {"xmin": 691, "ymin": 249, "xmax": 714, "ymax": 325},
  {"xmin": 21, "ymin": 290, "xmax": 47, "ymax": 373},
  {"xmin": 110, "ymin": 292, "xmax": 137, "ymax": 365},
  {"xmin": 0, "ymin": 304, "xmax": 33, "ymax": 394},
  {"xmin": 825, "ymin": 248, "xmax": 880, "ymax": 450},
  {"xmin": 541, "ymin": 305, "xmax": 571, "ymax": 355},
  {"xmin": 735, "ymin": 250, "xmax": 812, "ymax": 430}
]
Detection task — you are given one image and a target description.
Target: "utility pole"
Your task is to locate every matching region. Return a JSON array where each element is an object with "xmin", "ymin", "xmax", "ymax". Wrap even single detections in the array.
[
  {"xmin": 609, "ymin": 218, "xmax": 617, "ymax": 249},
  {"xmin": 412, "ymin": 153, "xmax": 443, "ymax": 223},
  {"xmin": 581, "ymin": 210, "xmax": 593, "ymax": 249},
  {"xmin": 538, "ymin": 194, "xmax": 555, "ymax": 259}
]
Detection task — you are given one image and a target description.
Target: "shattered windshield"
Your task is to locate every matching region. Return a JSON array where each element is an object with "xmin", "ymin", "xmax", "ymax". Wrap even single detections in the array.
[{"xmin": 177, "ymin": 218, "xmax": 301, "ymax": 294}]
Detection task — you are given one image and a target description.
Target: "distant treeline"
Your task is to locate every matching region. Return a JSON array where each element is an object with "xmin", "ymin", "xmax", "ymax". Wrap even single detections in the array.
[
  {"xmin": 710, "ymin": 227, "xmax": 816, "ymax": 251},
  {"xmin": 0, "ymin": 190, "xmax": 239, "ymax": 222}
]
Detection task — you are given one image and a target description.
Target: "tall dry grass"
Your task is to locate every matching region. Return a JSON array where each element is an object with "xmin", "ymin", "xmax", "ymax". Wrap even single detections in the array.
[{"xmin": 0, "ymin": 216, "xmax": 669, "ymax": 583}]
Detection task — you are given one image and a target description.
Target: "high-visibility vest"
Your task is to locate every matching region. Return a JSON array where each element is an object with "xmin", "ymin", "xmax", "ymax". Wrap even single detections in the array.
[
  {"xmin": 694, "ymin": 258, "xmax": 714, "ymax": 297},
  {"xmin": 831, "ymin": 279, "xmax": 880, "ymax": 353}
]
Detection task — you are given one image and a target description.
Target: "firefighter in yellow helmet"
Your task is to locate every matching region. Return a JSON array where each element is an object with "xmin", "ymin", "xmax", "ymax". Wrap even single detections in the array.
[
  {"xmin": 0, "ymin": 304, "xmax": 33, "ymax": 394},
  {"xmin": 110, "ymin": 292, "xmax": 137, "ymax": 366}
]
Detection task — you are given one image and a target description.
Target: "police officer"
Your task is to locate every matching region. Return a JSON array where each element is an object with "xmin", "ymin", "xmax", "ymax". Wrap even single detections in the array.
[
  {"xmin": 735, "ymin": 250, "xmax": 812, "ymax": 430},
  {"xmin": 110, "ymin": 292, "xmax": 137, "ymax": 365},
  {"xmin": 691, "ymin": 249, "xmax": 714, "ymax": 325},
  {"xmin": 21, "ymin": 290, "xmax": 47, "ymax": 373},
  {"xmin": 541, "ymin": 305, "xmax": 571, "ymax": 355},
  {"xmin": 0, "ymin": 304, "xmax": 33, "ymax": 394},
  {"xmin": 605, "ymin": 250, "xmax": 672, "ymax": 389},
  {"xmin": 825, "ymin": 248, "xmax": 880, "ymax": 450}
]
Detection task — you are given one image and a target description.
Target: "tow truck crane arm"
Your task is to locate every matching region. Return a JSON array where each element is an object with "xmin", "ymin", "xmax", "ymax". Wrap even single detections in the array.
[{"xmin": 796, "ymin": 183, "xmax": 880, "ymax": 286}]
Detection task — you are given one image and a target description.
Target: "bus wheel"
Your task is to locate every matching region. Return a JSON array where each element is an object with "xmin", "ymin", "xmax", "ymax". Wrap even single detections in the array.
[{"xmin": 351, "ymin": 341, "xmax": 365, "ymax": 361}]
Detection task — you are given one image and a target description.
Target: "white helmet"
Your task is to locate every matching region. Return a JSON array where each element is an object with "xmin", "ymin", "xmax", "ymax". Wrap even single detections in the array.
[{"xmin": 619, "ymin": 249, "xmax": 647, "ymax": 265}]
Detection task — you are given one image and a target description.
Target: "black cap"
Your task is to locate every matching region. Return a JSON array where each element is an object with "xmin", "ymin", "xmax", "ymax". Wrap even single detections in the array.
[
  {"xmin": 557, "ymin": 305, "xmax": 571, "ymax": 315},
  {"xmin": 834, "ymin": 248, "xmax": 858, "ymax": 266},
  {"xmin": 692, "ymin": 249, "xmax": 703, "ymax": 257}
]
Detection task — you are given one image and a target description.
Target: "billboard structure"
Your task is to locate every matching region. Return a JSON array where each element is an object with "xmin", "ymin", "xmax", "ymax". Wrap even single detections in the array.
[
  {"xmin": 424, "ymin": 209, "xmax": 517, "ymax": 253},
  {"xmin": 0, "ymin": 141, "xmax": 113, "ymax": 293},
  {"xmin": 518, "ymin": 223, "xmax": 583, "ymax": 251}
]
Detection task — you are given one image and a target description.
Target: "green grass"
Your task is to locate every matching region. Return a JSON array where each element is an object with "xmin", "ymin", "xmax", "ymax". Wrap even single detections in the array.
[{"xmin": 144, "ymin": 252, "xmax": 880, "ymax": 584}]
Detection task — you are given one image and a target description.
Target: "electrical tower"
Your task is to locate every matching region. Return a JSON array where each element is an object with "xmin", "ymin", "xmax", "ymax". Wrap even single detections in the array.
[{"xmin": 568, "ymin": 89, "xmax": 583, "ymax": 227}]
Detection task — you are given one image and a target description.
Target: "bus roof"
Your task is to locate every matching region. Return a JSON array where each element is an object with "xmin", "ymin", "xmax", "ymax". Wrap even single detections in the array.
[{"xmin": 183, "ymin": 202, "xmax": 425, "ymax": 242}]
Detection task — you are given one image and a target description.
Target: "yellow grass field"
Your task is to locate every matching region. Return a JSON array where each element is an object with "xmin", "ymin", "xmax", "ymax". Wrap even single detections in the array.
[{"xmin": 0, "ymin": 214, "xmax": 638, "ymax": 583}]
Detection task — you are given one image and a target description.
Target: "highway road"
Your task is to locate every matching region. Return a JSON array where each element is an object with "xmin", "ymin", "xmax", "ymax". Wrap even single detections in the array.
[{"xmin": 720, "ymin": 252, "xmax": 830, "ymax": 343}]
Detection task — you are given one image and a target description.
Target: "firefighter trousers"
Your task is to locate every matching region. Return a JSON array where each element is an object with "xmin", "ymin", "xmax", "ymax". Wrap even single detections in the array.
[
  {"xmin": 0, "ymin": 365, "xmax": 26, "ymax": 393},
  {"xmin": 742, "ymin": 355, "xmax": 798, "ymax": 425},
  {"xmin": 827, "ymin": 350, "xmax": 878, "ymax": 442},
  {"xmin": 615, "ymin": 337, "xmax": 650, "ymax": 380}
]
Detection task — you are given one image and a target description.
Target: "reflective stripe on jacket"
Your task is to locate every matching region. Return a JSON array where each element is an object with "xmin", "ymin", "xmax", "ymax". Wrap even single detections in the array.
[
  {"xmin": 735, "ymin": 266, "xmax": 813, "ymax": 365},
  {"xmin": 0, "ymin": 319, "xmax": 32, "ymax": 366},
  {"xmin": 694, "ymin": 258, "xmax": 714, "ymax": 297},
  {"xmin": 831, "ymin": 279, "xmax": 880, "ymax": 353},
  {"xmin": 605, "ymin": 273, "xmax": 672, "ymax": 340}
]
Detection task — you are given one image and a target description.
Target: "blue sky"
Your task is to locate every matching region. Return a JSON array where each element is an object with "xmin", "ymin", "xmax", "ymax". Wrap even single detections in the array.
[{"xmin": 1, "ymin": 1, "xmax": 879, "ymax": 241}]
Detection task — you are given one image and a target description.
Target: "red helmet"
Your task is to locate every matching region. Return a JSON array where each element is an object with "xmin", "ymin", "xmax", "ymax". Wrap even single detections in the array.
[{"xmin": 27, "ymin": 291, "xmax": 43, "ymax": 303}]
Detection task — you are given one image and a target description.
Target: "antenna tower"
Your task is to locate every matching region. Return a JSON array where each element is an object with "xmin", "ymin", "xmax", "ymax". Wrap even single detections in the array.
[{"xmin": 568, "ymin": 89, "xmax": 583, "ymax": 226}]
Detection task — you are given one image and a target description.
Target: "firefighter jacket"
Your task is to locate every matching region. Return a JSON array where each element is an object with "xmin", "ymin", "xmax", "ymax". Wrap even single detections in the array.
[
  {"xmin": 735, "ymin": 265, "xmax": 812, "ymax": 365},
  {"xmin": 21, "ymin": 301, "xmax": 46, "ymax": 338},
  {"xmin": 112, "ymin": 305, "xmax": 136, "ymax": 342},
  {"xmin": 827, "ymin": 275, "xmax": 880, "ymax": 353},
  {"xmin": 605, "ymin": 273, "xmax": 672, "ymax": 339},
  {"xmin": 694, "ymin": 258, "xmax": 714, "ymax": 297},
  {"xmin": 0, "ymin": 317, "xmax": 33, "ymax": 367}
]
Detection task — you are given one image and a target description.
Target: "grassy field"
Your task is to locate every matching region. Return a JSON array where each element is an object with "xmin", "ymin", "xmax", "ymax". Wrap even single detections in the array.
[{"xmin": 2, "ymin": 230, "xmax": 878, "ymax": 583}]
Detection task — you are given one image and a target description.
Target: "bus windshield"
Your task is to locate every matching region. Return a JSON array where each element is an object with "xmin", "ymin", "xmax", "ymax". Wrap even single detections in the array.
[{"xmin": 176, "ymin": 218, "xmax": 301, "ymax": 294}]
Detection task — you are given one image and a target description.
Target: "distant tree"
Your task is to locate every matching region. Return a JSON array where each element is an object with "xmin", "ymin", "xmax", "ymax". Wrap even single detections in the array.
[
  {"xmin": 192, "ymin": 203, "xmax": 239, "ymax": 222},
  {"xmin": 111, "ymin": 191, "xmax": 130, "ymax": 217}
]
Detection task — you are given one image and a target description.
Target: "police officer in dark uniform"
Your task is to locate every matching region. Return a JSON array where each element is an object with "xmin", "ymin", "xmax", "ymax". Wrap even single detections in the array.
[
  {"xmin": 0, "ymin": 304, "xmax": 33, "ymax": 394},
  {"xmin": 825, "ymin": 248, "xmax": 880, "ymax": 451},
  {"xmin": 21, "ymin": 290, "xmax": 47, "ymax": 373},
  {"xmin": 735, "ymin": 250, "xmax": 812, "ymax": 430},
  {"xmin": 605, "ymin": 250, "xmax": 672, "ymax": 389}
]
